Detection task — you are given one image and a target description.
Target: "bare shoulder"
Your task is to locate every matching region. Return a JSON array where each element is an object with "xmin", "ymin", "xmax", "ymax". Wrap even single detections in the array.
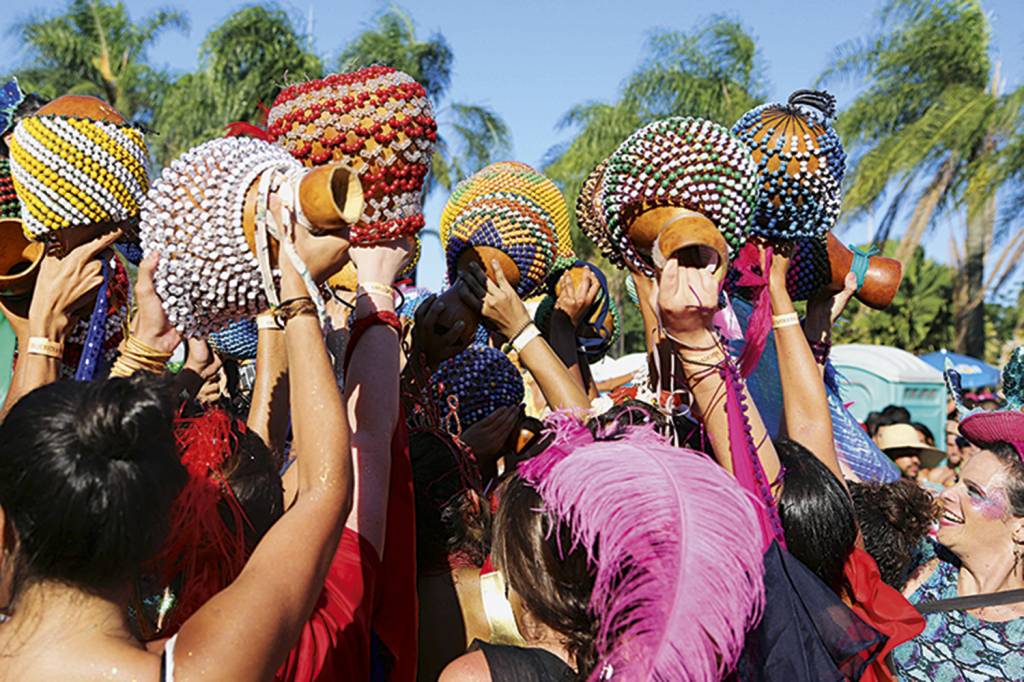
[
  {"xmin": 902, "ymin": 557, "xmax": 940, "ymax": 598},
  {"xmin": 440, "ymin": 650, "xmax": 492, "ymax": 682}
]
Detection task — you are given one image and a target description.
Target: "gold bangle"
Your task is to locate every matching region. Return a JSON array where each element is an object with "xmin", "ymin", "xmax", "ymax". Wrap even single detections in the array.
[
  {"xmin": 110, "ymin": 334, "xmax": 173, "ymax": 377},
  {"xmin": 356, "ymin": 281, "xmax": 394, "ymax": 298},
  {"xmin": 27, "ymin": 337, "xmax": 63, "ymax": 359},
  {"xmin": 772, "ymin": 312, "xmax": 801, "ymax": 330}
]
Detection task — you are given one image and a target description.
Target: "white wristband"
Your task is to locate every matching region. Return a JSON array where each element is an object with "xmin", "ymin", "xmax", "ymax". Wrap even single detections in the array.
[{"xmin": 512, "ymin": 323, "xmax": 541, "ymax": 353}]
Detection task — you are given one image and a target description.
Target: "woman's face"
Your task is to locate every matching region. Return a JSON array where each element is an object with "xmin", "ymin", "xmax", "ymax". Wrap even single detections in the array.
[{"xmin": 937, "ymin": 450, "xmax": 1021, "ymax": 559}]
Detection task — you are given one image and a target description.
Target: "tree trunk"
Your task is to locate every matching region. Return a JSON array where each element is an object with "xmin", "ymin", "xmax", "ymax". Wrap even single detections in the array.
[
  {"xmin": 955, "ymin": 173, "xmax": 994, "ymax": 358},
  {"xmin": 895, "ymin": 157, "xmax": 956, "ymax": 263}
]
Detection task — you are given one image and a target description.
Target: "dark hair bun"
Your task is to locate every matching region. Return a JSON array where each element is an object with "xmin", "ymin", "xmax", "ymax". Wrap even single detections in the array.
[{"xmin": 0, "ymin": 375, "xmax": 187, "ymax": 593}]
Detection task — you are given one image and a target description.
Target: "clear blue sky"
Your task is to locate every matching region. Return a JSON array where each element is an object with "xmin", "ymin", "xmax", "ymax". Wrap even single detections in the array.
[{"xmin": 5, "ymin": 0, "xmax": 1024, "ymax": 291}]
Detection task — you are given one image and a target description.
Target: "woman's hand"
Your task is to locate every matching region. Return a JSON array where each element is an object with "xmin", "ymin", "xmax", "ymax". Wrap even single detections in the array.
[
  {"xmin": 481, "ymin": 259, "xmax": 531, "ymax": 339},
  {"xmin": 555, "ymin": 267, "xmax": 600, "ymax": 328},
  {"xmin": 805, "ymin": 272, "xmax": 858, "ymax": 344},
  {"xmin": 349, "ymin": 238, "xmax": 412, "ymax": 286},
  {"xmin": 132, "ymin": 252, "xmax": 182, "ymax": 353},
  {"xmin": 654, "ymin": 259, "xmax": 719, "ymax": 343},
  {"xmin": 183, "ymin": 337, "xmax": 222, "ymax": 382},
  {"xmin": 28, "ymin": 229, "xmax": 121, "ymax": 340}
]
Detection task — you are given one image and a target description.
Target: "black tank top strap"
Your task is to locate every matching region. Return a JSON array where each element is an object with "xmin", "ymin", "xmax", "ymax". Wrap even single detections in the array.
[{"xmin": 469, "ymin": 639, "xmax": 575, "ymax": 682}]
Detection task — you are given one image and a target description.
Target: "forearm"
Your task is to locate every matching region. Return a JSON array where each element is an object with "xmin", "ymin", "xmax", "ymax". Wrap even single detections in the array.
[
  {"xmin": 679, "ymin": 335, "xmax": 779, "ymax": 482},
  {"xmin": 518, "ymin": 334, "xmax": 590, "ymax": 411},
  {"xmin": 283, "ymin": 279, "xmax": 350, "ymax": 505},
  {"xmin": 547, "ymin": 310, "xmax": 587, "ymax": 391},
  {"xmin": 344, "ymin": 291, "xmax": 400, "ymax": 558},
  {"xmin": 247, "ymin": 324, "xmax": 290, "ymax": 456},
  {"xmin": 771, "ymin": 289, "xmax": 842, "ymax": 482},
  {"xmin": 2, "ymin": 320, "xmax": 66, "ymax": 416}
]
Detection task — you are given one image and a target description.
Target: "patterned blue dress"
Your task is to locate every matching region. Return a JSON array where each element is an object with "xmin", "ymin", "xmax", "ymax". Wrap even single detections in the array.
[{"xmin": 892, "ymin": 559, "xmax": 1024, "ymax": 681}]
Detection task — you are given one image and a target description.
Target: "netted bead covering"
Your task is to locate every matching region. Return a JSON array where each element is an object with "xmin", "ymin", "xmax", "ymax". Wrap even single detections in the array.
[
  {"xmin": 8, "ymin": 113, "xmax": 149, "ymax": 239},
  {"xmin": 209, "ymin": 317, "xmax": 259, "ymax": 361},
  {"xmin": 445, "ymin": 192, "xmax": 558, "ymax": 300},
  {"xmin": 731, "ymin": 90, "xmax": 845, "ymax": 240},
  {"xmin": 267, "ymin": 66, "xmax": 436, "ymax": 244},
  {"xmin": 430, "ymin": 344, "xmax": 525, "ymax": 429},
  {"xmin": 140, "ymin": 137, "xmax": 302, "ymax": 336},
  {"xmin": 576, "ymin": 159, "xmax": 622, "ymax": 268},
  {"xmin": 441, "ymin": 161, "xmax": 572, "ymax": 261},
  {"xmin": 0, "ymin": 159, "xmax": 19, "ymax": 218},
  {"xmin": 600, "ymin": 117, "xmax": 760, "ymax": 276}
]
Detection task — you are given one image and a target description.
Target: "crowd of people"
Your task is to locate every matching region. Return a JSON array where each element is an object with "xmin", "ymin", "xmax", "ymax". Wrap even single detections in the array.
[{"xmin": 0, "ymin": 65, "xmax": 1022, "ymax": 682}]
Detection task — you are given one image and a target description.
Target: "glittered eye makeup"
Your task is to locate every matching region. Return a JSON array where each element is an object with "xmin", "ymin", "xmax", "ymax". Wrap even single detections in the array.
[{"xmin": 964, "ymin": 478, "xmax": 1008, "ymax": 520}]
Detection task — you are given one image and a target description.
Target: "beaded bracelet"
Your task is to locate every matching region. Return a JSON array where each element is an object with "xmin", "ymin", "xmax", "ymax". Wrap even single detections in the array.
[
  {"xmin": 27, "ymin": 337, "xmax": 63, "ymax": 359},
  {"xmin": 505, "ymin": 318, "xmax": 533, "ymax": 347}
]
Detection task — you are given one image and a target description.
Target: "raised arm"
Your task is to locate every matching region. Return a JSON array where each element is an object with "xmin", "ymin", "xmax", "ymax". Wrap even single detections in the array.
[
  {"xmin": 768, "ymin": 250, "xmax": 844, "ymax": 484},
  {"xmin": 2, "ymin": 229, "xmax": 121, "ymax": 416},
  {"xmin": 477, "ymin": 260, "xmax": 589, "ymax": 412},
  {"xmin": 545, "ymin": 267, "xmax": 601, "ymax": 398},
  {"xmin": 657, "ymin": 259, "xmax": 780, "ymax": 484},
  {"xmin": 341, "ymin": 240, "xmax": 409, "ymax": 559},
  {"xmin": 246, "ymin": 318, "xmax": 290, "ymax": 460},
  {"xmin": 176, "ymin": 251, "xmax": 353, "ymax": 680}
]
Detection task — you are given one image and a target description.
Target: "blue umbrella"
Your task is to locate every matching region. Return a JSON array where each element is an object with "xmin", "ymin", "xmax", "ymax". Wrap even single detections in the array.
[{"xmin": 920, "ymin": 349, "xmax": 1000, "ymax": 389}]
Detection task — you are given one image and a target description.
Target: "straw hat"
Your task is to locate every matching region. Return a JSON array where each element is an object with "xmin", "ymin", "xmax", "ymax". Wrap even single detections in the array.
[{"xmin": 874, "ymin": 423, "xmax": 945, "ymax": 469}]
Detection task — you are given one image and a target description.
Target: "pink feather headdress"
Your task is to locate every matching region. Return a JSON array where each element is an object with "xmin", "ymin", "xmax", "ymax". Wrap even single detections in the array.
[{"xmin": 518, "ymin": 413, "xmax": 766, "ymax": 681}]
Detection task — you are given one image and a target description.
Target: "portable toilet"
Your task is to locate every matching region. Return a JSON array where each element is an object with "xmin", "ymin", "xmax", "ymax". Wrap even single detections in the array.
[{"xmin": 831, "ymin": 344, "xmax": 946, "ymax": 451}]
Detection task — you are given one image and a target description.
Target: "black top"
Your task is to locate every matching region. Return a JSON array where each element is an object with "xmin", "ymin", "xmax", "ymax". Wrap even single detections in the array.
[{"xmin": 470, "ymin": 640, "xmax": 575, "ymax": 682}]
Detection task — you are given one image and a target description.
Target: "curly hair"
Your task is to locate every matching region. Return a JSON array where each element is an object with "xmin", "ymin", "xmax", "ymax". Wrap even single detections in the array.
[{"xmin": 849, "ymin": 479, "xmax": 936, "ymax": 588}]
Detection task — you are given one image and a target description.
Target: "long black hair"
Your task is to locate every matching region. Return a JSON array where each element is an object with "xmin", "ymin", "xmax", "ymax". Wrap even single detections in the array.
[
  {"xmin": 775, "ymin": 438, "xmax": 858, "ymax": 591},
  {"xmin": 0, "ymin": 375, "xmax": 186, "ymax": 610}
]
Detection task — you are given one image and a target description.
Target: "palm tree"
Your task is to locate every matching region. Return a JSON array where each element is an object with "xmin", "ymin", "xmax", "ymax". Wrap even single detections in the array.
[
  {"xmin": 338, "ymin": 7, "xmax": 511, "ymax": 194},
  {"xmin": 545, "ymin": 17, "xmax": 767, "ymax": 258},
  {"xmin": 820, "ymin": 0, "xmax": 1024, "ymax": 357},
  {"xmin": 150, "ymin": 4, "xmax": 321, "ymax": 165},
  {"xmin": 9, "ymin": 0, "xmax": 188, "ymax": 122}
]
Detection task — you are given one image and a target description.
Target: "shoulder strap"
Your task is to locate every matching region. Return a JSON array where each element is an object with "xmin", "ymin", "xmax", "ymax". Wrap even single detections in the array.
[{"xmin": 917, "ymin": 588, "xmax": 1024, "ymax": 614}]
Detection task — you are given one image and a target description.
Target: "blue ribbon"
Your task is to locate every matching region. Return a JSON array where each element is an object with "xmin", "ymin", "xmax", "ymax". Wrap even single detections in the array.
[
  {"xmin": 848, "ymin": 243, "xmax": 880, "ymax": 292},
  {"xmin": 74, "ymin": 258, "xmax": 111, "ymax": 381}
]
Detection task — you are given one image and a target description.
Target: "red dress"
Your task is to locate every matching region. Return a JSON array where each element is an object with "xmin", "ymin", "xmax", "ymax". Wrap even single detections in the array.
[{"xmin": 277, "ymin": 419, "xmax": 417, "ymax": 682}]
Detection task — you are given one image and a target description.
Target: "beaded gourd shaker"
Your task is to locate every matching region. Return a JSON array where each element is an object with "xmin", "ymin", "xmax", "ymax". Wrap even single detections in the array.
[
  {"xmin": 430, "ymin": 344, "xmax": 525, "ymax": 430},
  {"xmin": 140, "ymin": 137, "xmax": 308, "ymax": 336},
  {"xmin": 266, "ymin": 66, "xmax": 437, "ymax": 245},
  {"xmin": 731, "ymin": 90, "xmax": 845, "ymax": 241},
  {"xmin": 7, "ymin": 96, "xmax": 149, "ymax": 240},
  {"xmin": 444, "ymin": 191, "xmax": 558, "ymax": 300},
  {"xmin": 441, "ymin": 161, "xmax": 573, "ymax": 266},
  {"xmin": 599, "ymin": 117, "xmax": 760, "ymax": 277},
  {"xmin": 575, "ymin": 159, "xmax": 620, "ymax": 267},
  {"xmin": 209, "ymin": 317, "xmax": 260, "ymax": 361}
]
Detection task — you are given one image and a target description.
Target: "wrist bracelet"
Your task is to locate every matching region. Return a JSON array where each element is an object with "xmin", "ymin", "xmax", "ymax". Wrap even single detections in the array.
[
  {"xmin": 506, "ymin": 318, "xmax": 533, "ymax": 345},
  {"xmin": 511, "ymin": 323, "xmax": 541, "ymax": 353},
  {"xmin": 27, "ymin": 337, "xmax": 63, "ymax": 359},
  {"xmin": 772, "ymin": 312, "xmax": 801, "ymax": 330},
  {"xmin": 356, "ymin": 281, "xmax": 394, "ymax": 298},
  {"xmin": 109, "ymin": 334, "xmax": 172, "ymax": 378}
]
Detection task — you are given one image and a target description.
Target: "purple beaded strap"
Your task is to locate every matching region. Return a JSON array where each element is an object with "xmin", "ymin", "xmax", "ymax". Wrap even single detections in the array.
[
  {"xmin": 74, "ymin": 257, "xmax": 111, "ymax": 381},
  {"xmin": 720, "ymin": 357, "xmax": 786, "ymax": 549}
]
